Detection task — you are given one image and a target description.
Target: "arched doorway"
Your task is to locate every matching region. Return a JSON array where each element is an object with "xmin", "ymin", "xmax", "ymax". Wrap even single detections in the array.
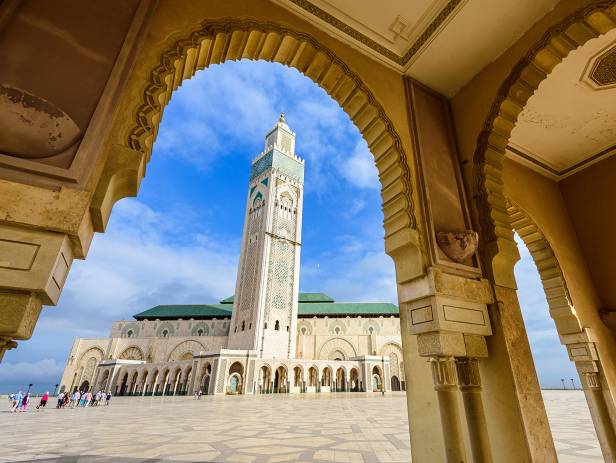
[
  {"xmin": 293, "ymin": 366, "xmax": 303, "ymax": 392},
  {"xmin": 307, "ymin": 366, "xmax": 318, "ymax": 392},
  {"xmin": 227, "ymin": 362, "xmax": 244, "ymax": 395},
  {"xmin": 321, "ymin": 367, "xmax": 332, "ymax": 391},
  {"xmin": 201, "ymin": 363, "xmax": 212, "ymax": 395},
  {"xmin": 336, "ymin": 368, "xmax": 346, "ymax": 392},
  {"xmin": 259, "ymin": 365, "xmax": 272, "ymax": 394},
  {"xmin": 391, "ymin": 376, "xmax": 401, "ymax": 391},
  {"xmin": 372, "ymin": 366, "xmax": 383, "ymax": 392},
  {"xmin": 350, "ymin": 368, "xmax": 360, "ymax": 392},
  {"xmin": 118, "ymin": 372, "xmax": 128, "ymax": 396},
  {"xmin": 80, "ymin": 380, "xmax": 90, "ymax": 392},
  {"xmin": 274, "ymin": 366, "xmax": 288, "ymax": 393},
  {"xmin": 150, "ymin": 370, "xmax": 159, "ymax": 396}
]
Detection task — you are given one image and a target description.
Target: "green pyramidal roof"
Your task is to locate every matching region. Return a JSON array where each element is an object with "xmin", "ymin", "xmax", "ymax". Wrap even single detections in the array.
[
  {"xmin": 133, "ymin": 293, "xmax": 398, "ymax": 320},
  {"xmin": 219, "ymin": 292, "xmax": 334, "ymax": 304}
]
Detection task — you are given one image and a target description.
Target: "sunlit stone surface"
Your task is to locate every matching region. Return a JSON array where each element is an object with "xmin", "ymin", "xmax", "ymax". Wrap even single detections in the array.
[{"xmin": 0, "ymin": 390, "xmax": 600, "ymax": 462}]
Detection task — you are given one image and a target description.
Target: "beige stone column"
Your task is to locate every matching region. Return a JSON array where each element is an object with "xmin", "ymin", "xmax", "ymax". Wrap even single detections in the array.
[
  {"xmin": 456, "ymin": 357, "xmax": 493, "ymax": 463},
  {"xmin": 582, "ymin": 371, "xmax": 616, "ymax": 459},
  {"xmin": 430, "ymin": 356, "xmax": 467, "ymax": 463}
]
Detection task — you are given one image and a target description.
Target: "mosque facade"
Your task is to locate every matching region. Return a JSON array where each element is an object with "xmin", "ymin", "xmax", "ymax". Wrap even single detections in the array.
[{"xmin": 59, "ymin": 116, "xmax": 404, "ymax": 396}]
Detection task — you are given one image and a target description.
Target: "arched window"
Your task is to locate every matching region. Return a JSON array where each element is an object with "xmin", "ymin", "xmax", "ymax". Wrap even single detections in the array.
[
  {"xmin": 335, "ymin": 327, "xmax": 340, "ymax": 334},
  {"xmin": 264, "ymin": 322, "xmax": 268, "ymax": 329},
  {"xmin": 127, "ymin": 330, "xmax": 133, "ymax": 338},
  {"xmin": 301, "ymin": 327, "xmax": 306, "ymax": 335},
  {"xmin": 274, "ymin": 320, "xmax": 280, "ymax": 331},
  {"xmin": 286, "ymin": 325, "xmax": 289, "ymax": 332},
  {"xmin": 368, "ymin": 326, "xmax": 374, "ymax": 335},
  {"xmin": 197, "ymin": 329, "xmax": 204, "ymax": 336},
  {"xmin": 241, "ymin": 321, "xmax": 245, "ymax": 331},
  {"xmin": 162, "ymin": 329, "xmax": 169, "ymax": 338}
]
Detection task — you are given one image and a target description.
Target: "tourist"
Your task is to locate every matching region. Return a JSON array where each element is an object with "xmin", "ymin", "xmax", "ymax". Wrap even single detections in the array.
[
  {"xmin": 62, "ymin": 392, "xmax": 70, "ymax": 408},
  {"xmin": 94, "ymin": 391, "xmax": 102, "ymax": 406},
  {"xmin": 105, "ymin": 391, "xmax": 112, "ymax": 405},
  {"xmin": 10, "ymin": 391, "xmax": 22, "ymax": 412},
  {"xmin": 36, "ymin": 391, "xmax": 49, "ymax": 410},
  {"xmin": 71, "ymin": 390, "xmax": 80, "ymax": 408},
  {"xmin": 19, "ymin": 392, "xmax": 29, "ymax": 412},
  {"xmin": 79, "ymin": 391, "xmax": 87, "ymax": 407},
  {"xmin": 198, "ymin": 389, "xmax": 202, "ymax": 400},
  {"xmin": 56, "ymin": 391, "xmax": 64, "ymax": 408}
]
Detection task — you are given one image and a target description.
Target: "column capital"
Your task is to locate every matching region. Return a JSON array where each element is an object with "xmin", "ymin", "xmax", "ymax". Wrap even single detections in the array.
[
  {"xmin": 430, "ymin": 356, "xmax": 458, "ymax": 391},
  {"xmin": 456, "ymin": 357, "xmax": 482, "ymax": 391}
]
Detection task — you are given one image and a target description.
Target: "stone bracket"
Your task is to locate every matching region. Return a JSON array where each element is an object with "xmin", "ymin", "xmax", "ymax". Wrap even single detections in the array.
[
  {"xmin": 406, "ymin": 294, "xmax": 492, "ymax": 337},
  {"xmin": 0, "ymin": 223, "xmax": 73, "ymax": 305}
]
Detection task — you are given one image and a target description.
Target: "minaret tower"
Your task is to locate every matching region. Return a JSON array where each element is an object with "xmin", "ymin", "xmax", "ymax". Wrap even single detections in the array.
[{"xmin": 228, "ymin": 114, "xmax": 304, "ymax": 359}]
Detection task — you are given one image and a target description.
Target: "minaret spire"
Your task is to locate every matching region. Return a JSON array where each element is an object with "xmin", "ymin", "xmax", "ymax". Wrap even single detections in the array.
[{"xmin": 228, "ymin": 117, "xmax": 304, "ymax": 358}]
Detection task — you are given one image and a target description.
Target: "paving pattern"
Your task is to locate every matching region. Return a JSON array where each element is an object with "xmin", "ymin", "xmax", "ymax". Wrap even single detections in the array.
[{"xmin": 0, "ymin": 390, "xmax": 601, "ymax": 462}]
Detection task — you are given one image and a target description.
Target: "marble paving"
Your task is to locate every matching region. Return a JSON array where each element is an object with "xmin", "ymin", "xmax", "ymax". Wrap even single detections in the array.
[{"xmin": 0, "ymin": 390, "xmax": 602, "ymax": 462}]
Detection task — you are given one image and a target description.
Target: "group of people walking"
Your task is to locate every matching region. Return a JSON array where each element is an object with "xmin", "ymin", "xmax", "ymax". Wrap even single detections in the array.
[
  {"xmin": 8, "ymin": 389, "xmax": 112, "ymax": 412},
  {"xmin": 9, "ymin": 391, "xmax": 49, "ymax": 412},
  {"xmin": 56, "ymin": 390, "xmax": 112, "ymax": 408}
]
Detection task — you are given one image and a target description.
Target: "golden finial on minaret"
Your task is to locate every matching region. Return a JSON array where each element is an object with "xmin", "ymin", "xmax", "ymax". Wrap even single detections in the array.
[{"xmin": 279, "ymin": 112, "xmax": 285, "ymax": 123}]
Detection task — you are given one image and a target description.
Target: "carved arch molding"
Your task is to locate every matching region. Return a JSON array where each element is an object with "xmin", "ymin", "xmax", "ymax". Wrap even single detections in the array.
[
  {"xmin": 318, "ymin": 337, "xmax": 356, "ymax": 360},
  {"xmin": 507, "ymin": 201, "xmax": 583, "ymax": 336},
  {"xmin": 110, "ymin": 19, "xmax": 416, "ymax": 253},
  {"xmin": 473, "ymin": 2, "xmax": 616, "ymax": 250}
]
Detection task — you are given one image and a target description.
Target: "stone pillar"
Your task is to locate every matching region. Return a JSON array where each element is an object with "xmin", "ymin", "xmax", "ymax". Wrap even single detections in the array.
[
  {"xmin": 456, "ymin": 357, "xmax": 492, "ymax": 463},
  {"xmin": 582, "ymin": 371, "xmax": 616, "ymax": 459},
  {"xmin": 564, "ymin": 336, "xmax": 616, "ymax": 461},
  {"xmin": 430, "ymin": 356, "xmax": 467, "ymax": 462}
]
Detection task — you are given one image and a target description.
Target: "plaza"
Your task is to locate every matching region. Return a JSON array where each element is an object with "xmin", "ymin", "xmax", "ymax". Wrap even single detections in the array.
[{"xmin": 0, "ymin": 391, "xmax": 602, "ymax": 463}]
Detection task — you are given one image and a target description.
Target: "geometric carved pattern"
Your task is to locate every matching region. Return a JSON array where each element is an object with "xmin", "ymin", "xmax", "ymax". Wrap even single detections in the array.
[
  {"xmin": 167, "ymin": 340, "xmax": 205, "ymax": 362},
  {"xmin": 380, "ymin": 342, "xmax": 403, "ymax": 378},
  {"xmin": 590, "ymin": 46, "xmax": 616, "ymax": 86},
  {"xmin": 119, "ymin": 346, "xmax": 144, "ymax": 361},
  {"xmin": 472, "ymin": 2, "xmax": 616, "ymax": 260},
  {"xmin": 318, "ymin": 337, "xmax": 357, "ymax": 360}
]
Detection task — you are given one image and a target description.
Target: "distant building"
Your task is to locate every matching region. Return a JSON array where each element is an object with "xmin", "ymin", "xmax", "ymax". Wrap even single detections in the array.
[{"xmin": 59, "ymin": 116, "xmax": 404, "ymax": 396}]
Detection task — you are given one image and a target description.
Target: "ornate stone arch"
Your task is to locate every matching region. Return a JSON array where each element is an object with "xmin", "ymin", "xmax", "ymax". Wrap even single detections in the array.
[
  {"xmin": 167, "ymin": 340, "xmax": 206, "ymax": 362},
  {"xmin": 118, "ymin": 346, "xmax": 145, "ymax": 361},
  {"xmin": 120, "ymin": 322, "xmax": 140, "ymax": 338},
  {"xmin": 380, "ymin": 342, "xmax": 403, "ymax": 379},
  {"xmin": 318, "ymin": 337, "xmax": 356, "ymax": 360},
  {"xmin": 156, "ymin": 322, "xmax": 175, "ymax": 338},
  {"xmin": 78, "ymin": 347, "xmax": 104, "ymax": 366},
  {"xmin": 507, "ymin": 200, "xmax": 582, "ymax": 335},
  {"xmin": 473, "ymin": 2, "xmax": 616, "ymax": 278},
  {"xmin": 93, "ymin": 19, "xmax": 421, "ymax": 279}
]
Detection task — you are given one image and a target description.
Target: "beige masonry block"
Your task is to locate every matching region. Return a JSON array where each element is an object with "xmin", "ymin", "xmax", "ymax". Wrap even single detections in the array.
[{"xmin": 0, "ymin": 223, "xmax": 73, "ymax": 305}]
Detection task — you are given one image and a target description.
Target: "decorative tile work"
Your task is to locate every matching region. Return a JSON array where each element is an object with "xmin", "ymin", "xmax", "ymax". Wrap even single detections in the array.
[{"xmin": 0, "ymin": 391, "xmax": 600, "ymax": 462}]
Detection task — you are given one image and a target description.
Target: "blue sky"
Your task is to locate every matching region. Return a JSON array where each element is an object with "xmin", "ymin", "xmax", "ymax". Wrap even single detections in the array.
[{"xmin": 0, "ymin": 60, "xmax": 576, "ymax": 393}]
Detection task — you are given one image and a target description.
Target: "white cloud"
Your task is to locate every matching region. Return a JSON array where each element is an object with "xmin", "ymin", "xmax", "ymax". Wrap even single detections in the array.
[
  {"xmin": 337, "ymin": 140, "xmax": 380, "ymax": 190},
  {"xmin": 0, "ymin": 359, "xmax": 63, "ymax": 391}
]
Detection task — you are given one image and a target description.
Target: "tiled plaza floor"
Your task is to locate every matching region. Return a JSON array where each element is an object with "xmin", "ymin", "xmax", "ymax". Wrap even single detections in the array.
[{"xmin": 0, "ymin": 390, "xmax": 601, "ymax": 462}]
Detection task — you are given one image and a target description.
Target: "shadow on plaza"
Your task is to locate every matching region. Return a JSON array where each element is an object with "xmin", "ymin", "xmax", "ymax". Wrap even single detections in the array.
[{"xmin": 24, "ymin": 458, "xmax": 227, "ymax": 463}]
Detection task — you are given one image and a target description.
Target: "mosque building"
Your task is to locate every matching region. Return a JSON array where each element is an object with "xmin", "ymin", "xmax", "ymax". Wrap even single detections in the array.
[{"xmin": 58, "ymin": 115, "xmax": 405, "ymax": 396}]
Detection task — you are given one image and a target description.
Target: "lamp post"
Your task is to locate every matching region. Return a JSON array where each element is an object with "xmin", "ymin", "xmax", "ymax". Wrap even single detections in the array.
[
  {"xmin": 570, "ymin": 378, "xmax": 576, "ymax": 390},
  {"xmin": 55, "ymin": 384, "xmax": 59, "ymax": 396},
  {"xmin": 561, "ymin": 378, "xmax": 566, "ymax": 390},
  {"xmin": 27, "ymin": 383, "xmax": 33, "ymax": 395}
]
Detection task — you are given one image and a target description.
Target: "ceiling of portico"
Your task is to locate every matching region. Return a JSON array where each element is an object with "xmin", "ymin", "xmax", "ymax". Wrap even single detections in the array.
[
  {"xmin": 273, "ymin": 0, "xmax": 560, "ymax": 96},
  {"xmin": 507, "ymin": 28, "xmax": 616, "ymax": 181}
]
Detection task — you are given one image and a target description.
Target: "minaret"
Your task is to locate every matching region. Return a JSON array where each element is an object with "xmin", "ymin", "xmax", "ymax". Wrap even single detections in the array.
[{"xmin": 227, "ymin": 114, "xmax": 304, "ymax": 359}]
